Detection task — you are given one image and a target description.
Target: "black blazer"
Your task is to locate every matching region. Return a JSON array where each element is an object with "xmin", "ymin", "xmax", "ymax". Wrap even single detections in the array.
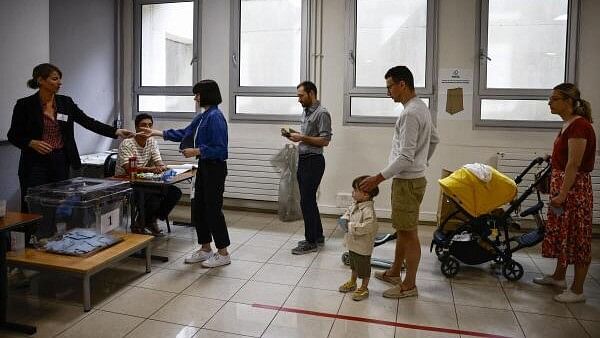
[{"xmin": 7, "ymin": 92, "xmax": 117, "ymax": 177}]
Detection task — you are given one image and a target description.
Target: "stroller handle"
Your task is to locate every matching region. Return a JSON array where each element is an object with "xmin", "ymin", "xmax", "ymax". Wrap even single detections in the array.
[{"xmin": 514, "ymin": 156, "xmax": 550, "ymax": 184}]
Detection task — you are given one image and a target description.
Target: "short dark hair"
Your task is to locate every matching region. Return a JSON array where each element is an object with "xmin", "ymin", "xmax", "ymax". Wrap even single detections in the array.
[
  {"xmin": 27, "ymin": 63, "xmax": 62, "ymax": 89},
  {"xmin": 134, "ymin": 113, "xmax": 153, "ymax": 128},
  {"xmin": 297, "ymin": 81, "xmax": 317, "ymax": 96},
  {"xmin": 384, "ymin": 66, "xmax": 415, "ymax": 91},
  {"xmin": 193, "ymin": 80, "xmax": 222, "ymax": 106},
  {"xmin": 352, "ymin": 175, "xmax": 379, "ymax": 198}
]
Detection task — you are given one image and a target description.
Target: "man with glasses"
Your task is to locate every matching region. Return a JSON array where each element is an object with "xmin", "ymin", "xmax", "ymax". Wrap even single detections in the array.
[
  {"xmin": 360, "ymin": 66, "xmax": 439, "ymax": 298},
  {"xmin": 116, "ymin": 113, "xmax": 182, "ymax": 236}
]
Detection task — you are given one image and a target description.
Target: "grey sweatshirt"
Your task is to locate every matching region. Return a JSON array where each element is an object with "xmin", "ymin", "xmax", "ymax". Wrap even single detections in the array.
[{"xmin": 381, "ymin": 97, "xmax": 439, "ymax": 180}]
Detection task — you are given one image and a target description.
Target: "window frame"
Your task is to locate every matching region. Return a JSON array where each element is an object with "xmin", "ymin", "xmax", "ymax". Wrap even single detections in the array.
[
  {"xmin": 474, "ymin": 0, "xmax": 580, "ymax": 128},
  {"xmin": 229, "ymin": 0, "xmax": 311, "ymax": 123},
  {"xmin": 343, "ymin": 0, "xmax": 438, "ymax": 125},
  {"xmin": 132, "ymin": 0, "xmax": 202, "ymax": 119}
]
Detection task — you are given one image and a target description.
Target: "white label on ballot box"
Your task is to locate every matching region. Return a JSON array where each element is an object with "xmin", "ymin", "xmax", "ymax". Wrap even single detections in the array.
[{"xmin": 101, "ymin": 207, "xmax": 120, "ymax": 233}]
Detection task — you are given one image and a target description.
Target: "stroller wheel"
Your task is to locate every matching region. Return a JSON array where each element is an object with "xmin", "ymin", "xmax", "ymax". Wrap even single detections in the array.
[
  {"xmin": 441, "ymin": 257, "xmax": 459, "ymax": 278},
  {"xmin": 434, "ymin": 245, "xmax": 445, "ymax": 259},
  {"xmin": 342, "ymin": 252, "xmax": 350, "ymax": 266},
  {"xmin": 502, "ymin": 260, "xmax": 524, "ymax": 281}
]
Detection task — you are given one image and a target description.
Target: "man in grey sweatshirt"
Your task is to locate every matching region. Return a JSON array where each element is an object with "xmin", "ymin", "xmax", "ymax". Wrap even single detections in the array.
[{"xmin": 360, "ymin": 66, "xmax": 439, "ymax": 299}]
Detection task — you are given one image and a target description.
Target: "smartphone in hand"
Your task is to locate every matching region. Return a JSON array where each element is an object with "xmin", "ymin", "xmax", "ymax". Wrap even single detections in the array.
[{"xmin": 281, "ymin": 128, "xmax": 291, "ymax": 138}]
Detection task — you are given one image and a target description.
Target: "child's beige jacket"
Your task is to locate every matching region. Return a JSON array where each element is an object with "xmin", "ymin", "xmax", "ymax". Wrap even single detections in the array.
[{"xmin": 341, "ymin": 200, "xmax": 379, "ymax": 256}]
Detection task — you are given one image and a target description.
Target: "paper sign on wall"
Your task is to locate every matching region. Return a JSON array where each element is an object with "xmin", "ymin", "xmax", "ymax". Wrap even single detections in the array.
[
  {"xmin": 439, "ymin": 68, "xmax": 473, "ymax": 93},
  {"xmin": 437, "ymin": 68, "xmax": 473, "ymax": 120}
]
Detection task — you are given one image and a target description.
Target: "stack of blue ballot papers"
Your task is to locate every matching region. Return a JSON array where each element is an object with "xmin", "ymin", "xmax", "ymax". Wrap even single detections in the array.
[{"xmin": 44, "ymin": 228, "xmax": 122, "ymax": 256}]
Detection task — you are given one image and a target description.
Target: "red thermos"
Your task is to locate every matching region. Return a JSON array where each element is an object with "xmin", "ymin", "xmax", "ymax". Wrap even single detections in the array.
[{"xmin": 128, "ymin": 156, "xmax": 138, "ymax": 179}]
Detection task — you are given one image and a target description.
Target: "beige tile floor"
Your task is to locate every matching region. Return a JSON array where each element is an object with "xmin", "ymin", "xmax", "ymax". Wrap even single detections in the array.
[{"xmin": 3, "ymin": 208, "xmax": 600, "ymax": 337}]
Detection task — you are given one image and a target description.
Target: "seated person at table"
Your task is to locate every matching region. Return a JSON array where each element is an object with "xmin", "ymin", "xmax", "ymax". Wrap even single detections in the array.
[{"xmin": 116, "ymin": 113, "xmax": 182, "ymax": 236}]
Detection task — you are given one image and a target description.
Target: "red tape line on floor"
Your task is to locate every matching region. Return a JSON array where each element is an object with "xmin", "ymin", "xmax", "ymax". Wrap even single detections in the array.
[{"xmin": 253, "ymin": 303, "xmax": 513, "ymax": 338}]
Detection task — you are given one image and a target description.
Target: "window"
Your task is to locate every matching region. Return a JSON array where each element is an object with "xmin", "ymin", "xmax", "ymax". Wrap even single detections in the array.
[
  {"xmin": 133, "ymin": 0, "xmax": 201, "ymax": 118},
  {"xmin": 230, "ymin": 0, "xmax": 309, "ymax": 122},
  {"xmin": 475, "ymin": 0, "xmax": 579, "ymax": 127},
  {"xmin": 345, "ymin": 0, "xmax": 437, "ymax": 124}
]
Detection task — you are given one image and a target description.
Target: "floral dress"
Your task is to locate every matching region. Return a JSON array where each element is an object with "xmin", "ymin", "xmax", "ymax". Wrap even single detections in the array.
[{"xmin": 542, "ymin": 169, "xmax": 593, "ymax": 266}]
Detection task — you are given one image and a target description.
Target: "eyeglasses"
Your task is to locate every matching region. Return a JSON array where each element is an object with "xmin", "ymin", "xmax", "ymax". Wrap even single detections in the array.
[
  {"xmin": 386, "ymin": 81, "xmax": 404, "ymax": 93},
  {"xmin": 548, "ymin": 96, "xmax": 566, "ymax": 102}
]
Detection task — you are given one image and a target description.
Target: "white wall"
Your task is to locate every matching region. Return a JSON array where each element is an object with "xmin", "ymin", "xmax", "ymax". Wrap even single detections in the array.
[
  {"xmin": 123, "ymin": 0, "xmax": 600, "ymax": 220},
  {"xmin": 49, "ymin": 0, "xmax": 118, "ymax": 155},
  {"xmin": 0, "ymin": 0, "xmax": 50, "ymax": 141},
  {"xmin": 0, "ymin": 0, "xmax": 49, "ymax": 210}
]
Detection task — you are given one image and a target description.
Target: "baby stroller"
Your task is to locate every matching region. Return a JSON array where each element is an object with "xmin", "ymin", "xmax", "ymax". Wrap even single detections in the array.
[{"xmin": 430, "ymin": 157, "xmax": 551, "ymax": 281}]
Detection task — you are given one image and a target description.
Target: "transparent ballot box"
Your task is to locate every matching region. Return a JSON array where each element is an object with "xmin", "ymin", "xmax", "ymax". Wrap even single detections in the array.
[{"xmin": 25, "ymin": 177, "xmax": 132, "ymax": 238}]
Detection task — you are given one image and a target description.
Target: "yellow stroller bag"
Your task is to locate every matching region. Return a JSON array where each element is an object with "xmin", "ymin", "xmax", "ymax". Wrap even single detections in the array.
[{"xmin": 438, "ymin": 166, "xmax": 517, "ymax": 218}]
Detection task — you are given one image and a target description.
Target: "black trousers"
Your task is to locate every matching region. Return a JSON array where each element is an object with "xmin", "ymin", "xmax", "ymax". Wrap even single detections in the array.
[
  {"xmin": 142, "ymin": 186, "xmax": 182, "ymax": 223},
  {"xmin": 19, "ymin": 150, "xmax": 70, "ymax": 213},
  {"xmin": 297, "ymin": 154, "xmax": 325, "ymax": 243},
  {"xmin": 192, "ymin": 159, "xmax": 230, "ymax": 249},
  {"xmin": 18, "ymin": 149, "xmax": 70, "ymax": 238}
]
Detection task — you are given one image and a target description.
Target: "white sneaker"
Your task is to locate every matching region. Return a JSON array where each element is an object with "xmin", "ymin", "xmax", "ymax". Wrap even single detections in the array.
[
  {"xmin": 184, "ymin": 250, "xmax": 213, "ymax": 264},
  {"xmin": 201, "ymin": 253, "xmax": 231, "ymax": 268},
  {"xmin": 554, "ymin": 290, "xmax": 586, "ymax": 303},
  {"xmin": 532, "ymin": 275, "xmax": 567, "ymax": 288}
]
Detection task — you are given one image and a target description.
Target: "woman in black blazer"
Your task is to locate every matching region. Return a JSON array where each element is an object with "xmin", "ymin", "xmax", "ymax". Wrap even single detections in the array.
[{"xmin": 8, "ymin": 63, "xmax": 134, "ymax": 213}]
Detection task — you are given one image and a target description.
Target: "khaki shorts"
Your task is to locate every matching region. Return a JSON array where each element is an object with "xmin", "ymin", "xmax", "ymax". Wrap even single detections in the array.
[
  {"xmin": 391, "ymin": 177, "xmax": 427, "ymax": 231},
  {"xmin": 349, "ymin": 251, "xmax": 371, "ymax": 279}
]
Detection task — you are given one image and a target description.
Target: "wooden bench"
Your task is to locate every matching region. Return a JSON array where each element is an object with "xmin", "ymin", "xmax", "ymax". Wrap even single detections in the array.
[{"xmin": 6, "ymin": 232, "xmax": 153, "ymax": 311}]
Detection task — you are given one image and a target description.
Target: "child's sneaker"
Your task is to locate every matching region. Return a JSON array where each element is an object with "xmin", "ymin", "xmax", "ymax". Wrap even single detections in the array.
[
  {"xmin": 352, "ymin": 288, "xmax": 369, "ymax": 301},
  {"xmin": 338, "ymin": 280, "xmax": 357, "ymax": 293}
]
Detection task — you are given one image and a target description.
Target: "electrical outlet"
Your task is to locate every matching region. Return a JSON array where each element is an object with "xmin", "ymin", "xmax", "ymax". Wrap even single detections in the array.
[{"xmin": 336, "ymin": 192, "xmax": 353, "ymax": 208}]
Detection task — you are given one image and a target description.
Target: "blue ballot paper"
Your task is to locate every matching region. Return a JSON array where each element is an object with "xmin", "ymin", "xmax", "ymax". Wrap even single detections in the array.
[{"xmin": 44, "ymin": 228, "xmax": 121, "ymax": 256}]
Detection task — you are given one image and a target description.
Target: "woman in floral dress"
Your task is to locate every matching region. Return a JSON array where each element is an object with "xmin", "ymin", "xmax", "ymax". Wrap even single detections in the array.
[{"xmin": 534, "ymin": 83, "xmax": 595, "ymax": 303}]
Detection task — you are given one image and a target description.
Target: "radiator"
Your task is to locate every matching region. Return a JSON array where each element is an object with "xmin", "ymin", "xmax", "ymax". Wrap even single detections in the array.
[
  {"xmin": 497, "ymin": 152, "xmax": 600, "ymax": 228},
  {"xmin": 157, "ymin": 140, "xmax": 281, "ymax": 202}
]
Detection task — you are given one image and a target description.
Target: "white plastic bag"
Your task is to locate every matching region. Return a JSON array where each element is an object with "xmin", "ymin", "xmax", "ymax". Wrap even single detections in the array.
[{"xmin": 271, "ymin": 144, "xmax": 302, "ymax": 222}]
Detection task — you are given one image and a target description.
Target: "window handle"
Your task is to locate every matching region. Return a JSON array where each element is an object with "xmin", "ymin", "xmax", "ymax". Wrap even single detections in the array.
[
  {"xmin": 232, "ymin": 53, "xmax": 238, "ymax": 67},
  {"xmin": 479, "ymin": 49, "xmax": 492, "ymax": 61},
  {"xmin": 190, "ymin": 55, "xmax": 198, "ymax": 65},
  {"xmin": 348, "ymin": 50, "xmax": 355, "ymax": 64}
]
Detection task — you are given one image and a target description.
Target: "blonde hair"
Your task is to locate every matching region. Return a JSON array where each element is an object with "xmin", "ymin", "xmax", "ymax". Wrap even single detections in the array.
[{"xmin": 553, "ymin": 83, "xmax": 593, "ymax": 123}]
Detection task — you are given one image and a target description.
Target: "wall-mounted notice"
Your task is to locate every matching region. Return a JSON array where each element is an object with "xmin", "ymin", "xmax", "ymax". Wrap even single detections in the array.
[{"xmin": 437, "ymin": 68, "xmax": 473, "ymax": 119}]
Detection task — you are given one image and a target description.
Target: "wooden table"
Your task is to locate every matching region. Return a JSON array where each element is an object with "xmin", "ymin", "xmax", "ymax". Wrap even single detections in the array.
[
  {"xmin": 6, "ymin": 232, "xmax": 153, "ymax": 312},
  {"xmin": 0, "ymin": 212, "xmax": 42, "ymax": 335}
]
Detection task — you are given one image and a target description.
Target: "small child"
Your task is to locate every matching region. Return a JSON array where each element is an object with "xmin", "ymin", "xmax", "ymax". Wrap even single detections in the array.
[{"xmin": 338, "ymin": 175, "xmax": 379, "ymax": 301}]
